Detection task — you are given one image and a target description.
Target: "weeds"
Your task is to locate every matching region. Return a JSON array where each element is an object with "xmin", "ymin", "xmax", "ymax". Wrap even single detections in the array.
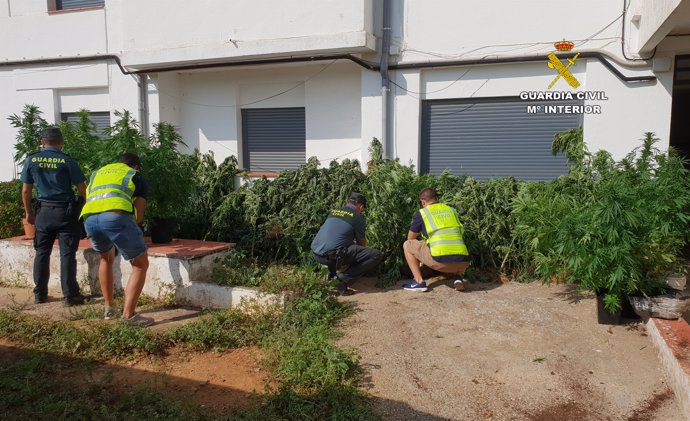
[
  {"xmin": 0, "ymin": 352, "xmax": 213, "ymax": 421},
  {"xmin": 0, "ymin": 309, "xmax": 166, "ymax": 358}
]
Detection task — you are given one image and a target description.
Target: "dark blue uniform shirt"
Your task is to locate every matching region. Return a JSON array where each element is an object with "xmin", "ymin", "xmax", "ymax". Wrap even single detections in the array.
[
  {"xmin": 311, "ymin": 204, "xmax": 365, "ymax": 255},
  {"xmin": 20, "ymin": 147, "xmax": 85, "ymax": 202}
]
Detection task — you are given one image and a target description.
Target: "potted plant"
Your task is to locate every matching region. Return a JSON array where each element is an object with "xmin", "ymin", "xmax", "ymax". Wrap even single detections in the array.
[
  {"xmin": 8, "ymin": 105, "xmax": 48, "ymax": 237},
  {"xmin": 515, "ymin": 130, "xmax": 690, "ymax": 324},
  {"xmin": 141, "ymin": 122, "xmax": 195, "ymax": 243}
]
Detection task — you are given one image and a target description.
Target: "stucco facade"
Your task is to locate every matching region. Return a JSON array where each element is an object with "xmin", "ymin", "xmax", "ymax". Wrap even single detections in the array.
[{"xmin": 2, "ymin": 0, "xmax": 690, "ymax": 180}]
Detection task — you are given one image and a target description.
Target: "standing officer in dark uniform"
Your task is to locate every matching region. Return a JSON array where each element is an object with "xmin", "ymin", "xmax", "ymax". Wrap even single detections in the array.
[
  {"xmin": 21, "ymin": 127, "xmax": 87, "ymax": 306},
  {"xmin": 311, "ymin": 192, "xmax": 383, "ymax": 295}
]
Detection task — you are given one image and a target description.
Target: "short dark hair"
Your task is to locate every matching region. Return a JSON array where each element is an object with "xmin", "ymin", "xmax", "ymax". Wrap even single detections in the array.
[
  {"xmin": 419, "ymin": 187, "xmax": 438, "ymax": 202},
  {"xmin": 119, "ymin": 153, "xmax": 142, "ymax": 168},
  {"xmin": 41, "ymin": 127, "xmax": 63, "ymax": 146},
  {"xmin": 347, "ymin": 192, "xmax": 366, "ymax": 207}
]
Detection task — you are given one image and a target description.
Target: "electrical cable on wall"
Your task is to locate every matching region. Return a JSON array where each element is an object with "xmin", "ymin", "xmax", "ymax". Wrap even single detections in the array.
[
  {"xmin": 157, "ymin": 60, "xmax": 336, "ymax": 108},
  {"xmin": 621, "ymin": 0, "xmax": 656, "ymax": 61}
]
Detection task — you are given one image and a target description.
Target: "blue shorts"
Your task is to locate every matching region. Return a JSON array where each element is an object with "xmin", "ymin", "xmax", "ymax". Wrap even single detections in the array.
[{"xmin": 83, "ymin": 212, "xmax": 148, "ymax": 261}]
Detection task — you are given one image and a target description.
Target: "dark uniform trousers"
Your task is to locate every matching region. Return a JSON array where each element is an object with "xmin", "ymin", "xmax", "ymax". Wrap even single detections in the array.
[
  {"xmin": 314, "ymin": 244, "xmax": 383, "ymax": 285},
  {"xmin": 33, "ymin": 203, "xmax": 81, "ymax": 299}
]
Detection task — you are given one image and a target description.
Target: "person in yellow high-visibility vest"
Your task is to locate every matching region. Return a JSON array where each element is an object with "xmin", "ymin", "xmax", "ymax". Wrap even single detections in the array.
[
  {"xmin": 402, "ymin": 187, "xmax": 470, "ymax": 292},
  {"xmin": 80, "ymin": 153, "xmax": 154, "ymax": 327}
]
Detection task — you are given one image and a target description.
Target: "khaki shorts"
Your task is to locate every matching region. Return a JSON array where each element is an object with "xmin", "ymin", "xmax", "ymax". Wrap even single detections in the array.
[{"xmin": 403, "ymin": 240, "xmax": 469, "ymax": 275}]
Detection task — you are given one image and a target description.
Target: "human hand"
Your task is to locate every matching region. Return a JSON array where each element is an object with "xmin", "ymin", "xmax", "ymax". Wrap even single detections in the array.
[{"xmin": 25, "ymin": 213, "xmax": 35, "ymax": 225}]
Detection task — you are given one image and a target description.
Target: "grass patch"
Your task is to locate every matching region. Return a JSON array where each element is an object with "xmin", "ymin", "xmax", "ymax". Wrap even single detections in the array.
[
  {"xmin": 0, "ymin": 266, "xmax": 376, "ymax": 419},
  {"xmin": 170, "ymin": 301, "xmax": 281, "ymax": 352},
  {"xmin": 236, "ymin": 385, "xmax": 378, "ymax": 421},
  {"xmin": 0, "ymin": 309, "xmax": 166, "ymax": 358},
  {"xmin": 0, "ymin": 352, "xmax": 213, "ymax": 421}
]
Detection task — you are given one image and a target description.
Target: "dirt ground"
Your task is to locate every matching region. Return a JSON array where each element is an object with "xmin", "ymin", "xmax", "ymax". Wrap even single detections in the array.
[
  {"xmin": 336, "ymin": 277, "xmax": 685, "ymax": 421},
  {"xmin": 1, "ymin": 281, "xmax": 686, "ymax": 420},
  {"xmin": 0, "ymin": 338, "xmax": 268, "ymax": 416}
]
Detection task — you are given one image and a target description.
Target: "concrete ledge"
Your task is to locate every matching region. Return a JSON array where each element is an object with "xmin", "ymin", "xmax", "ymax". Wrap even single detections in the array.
[
  {"xmin": 175, "ymin": 282, "xmax": 282, "ymax": 309},
  {"xmin": 0, "ymin": 236, "xmax": 259, "ymax": 309},
  {"xmin": 646, "ymin": 317, "xmax": 690, "ymax": 419}
]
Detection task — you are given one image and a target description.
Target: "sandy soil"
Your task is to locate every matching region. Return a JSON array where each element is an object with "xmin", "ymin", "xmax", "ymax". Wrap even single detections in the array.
[
  {"xmin": 337, "ymin": 277, "xmax": 685, "ymax": 421},
  {"xmin": 0, "ymin": 338, "xmax": 268, "ymax": 416}
]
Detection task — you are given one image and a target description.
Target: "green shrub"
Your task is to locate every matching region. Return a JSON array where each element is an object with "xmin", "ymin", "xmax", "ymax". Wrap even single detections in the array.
[
  {"xmin": 445, "ymin": 176, "xmax": 521, "ymax": 272},
  {"xmin": 8, "ymin": 104, "xmax": 47, "ymax": 169},
  {"xmin": 0, "ymin": 180, "xmax": 23, "ymax": 238},
  {"xmin": 513, "ymin": 131, "xmax": 690, "ymax": 312},
  {"xmin": 212, "ymin": 156, "xmax": 365, "ymax": 263}
]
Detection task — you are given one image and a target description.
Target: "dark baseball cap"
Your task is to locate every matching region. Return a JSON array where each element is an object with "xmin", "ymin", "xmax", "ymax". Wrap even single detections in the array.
[
  {"xmin": 40, "ymin": 127, "xmax": 63, "ymax": 142},
  {"xmin": 349, "ymin": 192, "xmax": 366, "ymax": 206}
]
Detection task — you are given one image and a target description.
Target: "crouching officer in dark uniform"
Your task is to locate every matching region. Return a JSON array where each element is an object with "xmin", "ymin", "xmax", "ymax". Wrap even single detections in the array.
[
  {"xmin": 311, "ymin": 192, "xmax": 383, "ymax": 295},
  {"xmin": 20, "ymin": 127, "xmax": 87, "ymax": 306}
]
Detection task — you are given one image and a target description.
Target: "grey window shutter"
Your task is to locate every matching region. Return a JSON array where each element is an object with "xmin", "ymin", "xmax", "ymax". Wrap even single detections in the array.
[
  {"xmin": 57, "ymin": 0, "xmax": 104, "ymax": 9},
  {"xmin": 242, "ymin": 108, "xmax": 306, "ymax": 172},
  {"xmin": 61, "ymin": 112, "xmax": 110, "ymax": 139},
  {"xmin": 421, "ymin": 97, "xmax": 582, "ymax": 181}
]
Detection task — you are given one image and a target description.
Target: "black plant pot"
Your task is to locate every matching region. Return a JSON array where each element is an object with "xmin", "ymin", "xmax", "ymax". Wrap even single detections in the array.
[
  {"xmin": 150, "ymin": 218, "xmax": 176, "ymax": 244},
  {"xmin": 596, "ymin": 293, "xmax": 622, "ymax": 325}
]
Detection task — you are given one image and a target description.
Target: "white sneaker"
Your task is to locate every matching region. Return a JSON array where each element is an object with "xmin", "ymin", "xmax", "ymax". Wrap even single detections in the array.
[
  {"xmin": 122, "ymin": 313, "xmax": 155, "ymax": 327},
  {"xmin": 453, "ymin": 278, "xmax": 465, "ymax": 292},
  {"xmin": 104, "ymin": 307, "xmax": 119, "ymax": 320}
]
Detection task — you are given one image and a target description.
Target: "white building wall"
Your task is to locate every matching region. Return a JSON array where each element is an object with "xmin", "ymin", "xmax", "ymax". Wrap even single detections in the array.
[
  {"xmin": 360, "ymin": 69, "xmax": 383, "ymax": 164},
  {"xmin": 113, "ymin": 0, "xmax": 376, "ymax": 69},
  {"xmin": 2, "ymin": 3, "xmax": 106, "ymax": 61},
  {"xmin": 305, "ymin": 62, "xmax": 362, "ymax": 166},
  {"xmin": 400, "ymin": 0, "xmax": 623, "ymax": 63},
  {"xmin": 1, "ymin": 0, "xmax": 689, "ymax": 181},
  {"xmin": 168, "ymin": 62, "xmax": 362, "ymax": 169},
  {"xmin": 583, "ymin": 61, "xmax": 675, "ymax": 158}
]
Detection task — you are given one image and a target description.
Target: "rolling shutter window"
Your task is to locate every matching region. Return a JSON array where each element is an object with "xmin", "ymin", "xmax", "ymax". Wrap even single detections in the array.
[
  {"xmin": 61, "ymin": 112, "xmax": 110, "ymax": 139},
  {"xmin": 421, "ymin": 98, "xmax": 582, "ymax": 181},
  {"xmin": 56, "ymin": 0, "xmax": 104, "ymax": 9},
  {"xmin": 242, "ymin": 108, "xmax": 306, "ymax": 172},
  {"xmin": 421, "ymin": 97, "xmax": 582, "ymax": 181}
]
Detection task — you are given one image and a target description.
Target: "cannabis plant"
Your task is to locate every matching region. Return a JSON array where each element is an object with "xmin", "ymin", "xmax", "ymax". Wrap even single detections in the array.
[{"xmin": 8, "ymin": 105, "xmax": 48, "ymax": 175}]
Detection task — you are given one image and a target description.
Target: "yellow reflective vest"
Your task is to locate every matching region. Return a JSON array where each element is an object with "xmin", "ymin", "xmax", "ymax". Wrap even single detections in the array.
[
  {"xmin": 80, "ymin": 163, "xmax": 137, "ymax": 219},
  {"xmin": 419, "ymin": 203, "xmax": 469, "ymax": 258}
]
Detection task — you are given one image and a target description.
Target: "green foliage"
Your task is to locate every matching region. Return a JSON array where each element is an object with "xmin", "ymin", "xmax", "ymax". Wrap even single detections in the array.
[
  {"xmin": 0, "ymin": 180, "xmax": 23, "ymax": 238},
  {"xmin": 170, "ymin": 304, "xmax": 280, "ymax": 351},
  {"xmin": 0, "ymin": 309, "xmax": 166, "ymax": 358},
  {"xmin": 514, "ymin": 131, "xmax": 690, "ymax": 312},
  {"xmin": 59, "ymin": 109, "xmax": 104, "ymax": 176},
  {"xmin": 235, "ymin": 385, "xmax": 378, "ymax": 421},
  {"xmin": 445, "ymin": 176, "xmax": 521, "ymax": 272},
  {"xmin": 141, "ymin": 122, "xmax": 195, "ymax": 220},
  {"xmin": 362, "ymin": 142, "xmax": 435, "ymax": 284},
  {"xmin": 212, "ymin": 156, "xmax": 365, "ymax": 263},
  {"xmin": 8, "ymin": 104, "xmax": 48, "ymax": 166},
  {"xmin": 0, "ymin": 353, "xmax": 212, "ymax": 421},
  {"xmin": 177, "ymin": 151, "xmax": 238, "ymax": 240},
  {"xmin": 261, "ymin": 268, "xmax": 357, "ymax": 392}
]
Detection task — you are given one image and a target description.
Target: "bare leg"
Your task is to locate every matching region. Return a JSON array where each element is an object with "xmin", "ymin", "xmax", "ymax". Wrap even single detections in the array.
[
  {"xmin": 404, "ymin": 246, "xmax": 424, "ymax": 283},
  {"xmin": 99, "ymin": 248, "xmax": 116, "ymax": 308},
  {"xmin": 122, "ymin": 251, "xmax": 149, "ymax": 319}
]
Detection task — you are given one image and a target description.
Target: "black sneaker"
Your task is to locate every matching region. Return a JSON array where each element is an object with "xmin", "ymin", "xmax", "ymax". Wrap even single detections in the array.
[
  {"xmin": 34, "ymin": 296, "xmax": 47, "ymax": 304},
  {"xmin": 64, "ymin": 294, "xmax": 86, "ymax": 307},
  {"xmin": 337, "ymin": 281, "xmax": 355, "ymax": 296}
]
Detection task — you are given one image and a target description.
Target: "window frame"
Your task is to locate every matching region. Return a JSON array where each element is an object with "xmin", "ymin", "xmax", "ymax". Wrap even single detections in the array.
[{"xmin": 47, "ymin": 0, "xmax": 104, "ymax": 14}]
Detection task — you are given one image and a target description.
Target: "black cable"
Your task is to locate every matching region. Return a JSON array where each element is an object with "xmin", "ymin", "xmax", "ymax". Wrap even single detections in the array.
[{"xmin": 621, "ymin": 0, "xmax": 656, "ymax": 61}]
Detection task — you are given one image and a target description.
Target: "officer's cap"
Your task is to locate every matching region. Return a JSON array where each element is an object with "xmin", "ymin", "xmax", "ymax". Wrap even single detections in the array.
[
  {"xmin": 40, "ymin": 127, "xmax": 63, "ymax": 142},
  {"xmin": 349, "ymin": 192, "xmax": 366, "ymax": 206}
]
